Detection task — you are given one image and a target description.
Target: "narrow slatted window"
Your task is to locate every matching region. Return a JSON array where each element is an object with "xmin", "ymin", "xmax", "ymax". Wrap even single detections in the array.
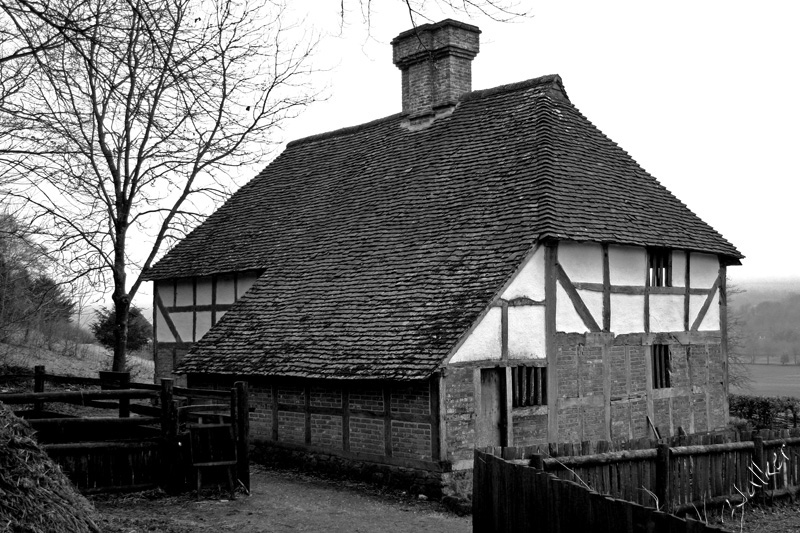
[
  {"xmin": 652, "ymin": 344, "xmax": 671, "ymax": 389},
  {"xmin": 512, "ymin": 366, "xmax": 548, "ymax": 407},
  {"xmin": 648, "ymin": 249, "xmax": 672, "ymax": 287}
]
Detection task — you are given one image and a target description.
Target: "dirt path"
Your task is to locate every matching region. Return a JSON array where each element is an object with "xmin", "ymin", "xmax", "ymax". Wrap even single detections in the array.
[{"xmin": 95, "ymin": 466, "xmax": 471, "ymax": 533}]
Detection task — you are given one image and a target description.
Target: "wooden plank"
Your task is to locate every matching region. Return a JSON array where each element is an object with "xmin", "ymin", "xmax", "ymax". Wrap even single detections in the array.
[
  {"xmin": 602, "ymin": 244, "xmax": 610, "ymax": 332},
  {"xmin": 556, "ymin": 263, "xmax": 601, "ymax": 332},
  {"xmin": 155, "ymin": 292, "xmax": 183, "ymax": 344},
  {"xmin": 719, "ymin": 267, "xmax": 729, "ymax": 422},
  {"xmin": 2, "ymin": 389, "xmax": 157, "ymax": 403},
  {"xmin": 644, "ymin": 250, "xmax": 651, "ymax": 333},
  {"xmin": 545, "ymin": 243, "xmax": 559, "ymax": 443},
  {"xmin": 235, "ymin": 381, "xmax": 250, "ymax": 491},
  {"xmin": 431, "ymin": 374, "xmax": 445, "ymax": 461},
  {"xmin": 384, "ymin": 384, "xmax": 393, "ymax": 457}
]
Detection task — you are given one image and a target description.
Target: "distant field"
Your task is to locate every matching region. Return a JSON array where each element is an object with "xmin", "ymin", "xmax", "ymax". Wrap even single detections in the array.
[{"xmin": 732, "ymin": 364, "xmax": 800, "ymax": 397}]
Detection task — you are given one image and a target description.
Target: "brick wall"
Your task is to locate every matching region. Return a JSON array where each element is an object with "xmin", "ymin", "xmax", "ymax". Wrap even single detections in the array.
[
  {"xmin": 188, "ymin": 374, "xmax": 437, "ymax": 467},
  {"xmin": 551, "ymin": 333, "xmax": 728, "ymax": 442},
  {"xmin": 443, "ymin": 366, "xmax": 475, "ymax": 463}
]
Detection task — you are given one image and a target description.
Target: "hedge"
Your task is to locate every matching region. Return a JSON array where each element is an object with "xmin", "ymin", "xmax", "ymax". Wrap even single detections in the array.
[{"xmin": 729, "ymin": 394, "xmax": 800, "ymax": 429}]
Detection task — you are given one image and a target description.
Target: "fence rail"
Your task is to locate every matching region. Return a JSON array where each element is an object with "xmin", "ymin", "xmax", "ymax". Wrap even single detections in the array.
[{"xmin": 0, "ymin": 365, "xmax": 250, "ymax": 495}]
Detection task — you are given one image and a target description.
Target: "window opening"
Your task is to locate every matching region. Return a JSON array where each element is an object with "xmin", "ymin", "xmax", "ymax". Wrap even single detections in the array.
[
  {"xmin": 648, "ymin": 249, "xmax": 671, "ymax": 287},
  {"xmin": 511, "ymin": 366, "xmax": 547, "ymax": 407},
  {"xmin": 652, "ymin": 344, "xmax": 671, "ymax": 389}
]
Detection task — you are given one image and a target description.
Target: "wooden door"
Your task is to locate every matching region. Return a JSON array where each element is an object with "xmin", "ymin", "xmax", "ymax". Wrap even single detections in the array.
[{"xmin": 477, "ymin": 368, "xmax": 502, "ymax": 447}]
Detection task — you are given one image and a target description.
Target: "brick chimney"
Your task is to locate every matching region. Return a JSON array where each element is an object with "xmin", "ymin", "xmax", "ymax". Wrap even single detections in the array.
[{"xmin": 392, "ymin": 19, "xmax": 480, "ymax": 120}]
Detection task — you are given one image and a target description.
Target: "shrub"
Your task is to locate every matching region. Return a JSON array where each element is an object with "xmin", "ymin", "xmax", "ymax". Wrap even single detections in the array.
[{"xmin": 729, "ymin": 394, "xmax": 800, "ymax": 429}]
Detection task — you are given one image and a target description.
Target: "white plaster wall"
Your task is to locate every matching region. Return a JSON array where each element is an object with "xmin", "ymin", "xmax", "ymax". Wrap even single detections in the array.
[
  {"xmin": 690, "ymin": 293, "xmax": 721, "ymax": 332},
  {"xmin": 611, "ymin": 293, "xmax": 645, "ymax": 334},
  {"xmin": 216, "ymin": 309, "xmax": 227, "ymax": 322},
  {"xmin": 176, "ymin": 279, "xmax": 193, "ymax": 306},
  {"xmin": 216, "ymin": 274, "xmax": 236, "ymax": 304},
  {"xmin": 157, "ymin": 281, "xmax": 174, "ymax": 307},
  {"xmin": 195, "ymin": 311, "xmax": 213, "ymax": 340},
  {"xmin": 501, "ymin": 247, "xmax": 545, "ymax": 301},
  {"xmin": 196, "ymin": 277, "xmax": 213, "ymax": 305},
  {"xmin": 449, "ymin": 306, "xmax": 502, "ymax": 363},
  {"xmin": 700, "ymin": 294, "xmax": 721, "ymax": 331},
  {"xmin": 609, "ymin": 245, "xmax": 645, "ymax": 286},
  {"xmin": 507, "ymin": 305, "xmax": 546, "ymax": 359},
  {"xmin": 558, "ymin": 242, "xmax": 603, "ymax": 283},
  {"xmin": 579, "ymin": 289, "xmax": 603, "ymax": 327},
  {"xmin": 690, "ymin": 253, "xmax": 719, "ymax": 288},
  {"xmin": 649, "ymin": 294, "xmax": 685, "ymax": 332},
  {"xmin": 672, "ymin": 251, "xmax": 686, "ymax": 287},
  {"xmin": 156, "ymin": 307, "xmax": 173, "ymax": 342},
  {"xmin": 237, "ymin": 272, "xmax": 259, "ymax": 298},
  {"xmin": 556, "ymin": 284, "xmax": 589, "ymax": 333},
  {"xmin": 170, "ymin": 312, "xmax": 193, "ymax": 342}
]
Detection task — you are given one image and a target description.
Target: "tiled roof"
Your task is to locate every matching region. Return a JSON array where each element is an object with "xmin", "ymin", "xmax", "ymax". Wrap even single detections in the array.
[{"xmin": 149, "ymin": 74, "xmax": 742, "ymax": 380}]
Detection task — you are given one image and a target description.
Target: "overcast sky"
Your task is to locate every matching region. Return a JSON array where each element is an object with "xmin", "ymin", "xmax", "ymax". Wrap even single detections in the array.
[
  {"xmin": 276, "ymin": 0, "xmax": 799, "ymax": 284},
  {"xmin": 129, "ymin": 1, "xmax": 798, "ymax": 320}
]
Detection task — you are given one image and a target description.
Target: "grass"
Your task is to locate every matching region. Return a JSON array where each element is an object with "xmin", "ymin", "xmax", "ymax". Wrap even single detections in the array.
[{"xmin": 733, "ymin": 364, "xmax": 800, "ymax": 397}]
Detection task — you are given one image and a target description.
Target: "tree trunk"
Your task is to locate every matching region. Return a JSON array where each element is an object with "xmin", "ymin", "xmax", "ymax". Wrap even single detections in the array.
[{"xmin": 112, "ymin": 293, "xmax": 130, "ymax": 372}]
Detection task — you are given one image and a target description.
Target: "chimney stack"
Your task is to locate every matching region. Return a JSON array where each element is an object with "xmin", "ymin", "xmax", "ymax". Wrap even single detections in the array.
[{"xmin": 392, "ymin": 20, "xmax": 480, "ymax": 120}]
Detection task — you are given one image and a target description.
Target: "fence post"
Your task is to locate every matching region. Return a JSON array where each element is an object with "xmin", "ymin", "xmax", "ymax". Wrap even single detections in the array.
[
  {"xmin": 33, "ymin": 365, "xmax": 45, "ymax": 412},
  {"xmin": 235, "ymin": 381, "xmax": 250, "ymax": 492},
  {"xmin": 753, "ymin": 435, "xmax": 765, "ymax": 500},
  {"xmin": 100, "ymin": 370, "xmax": 131, "ymax": 417},
  {"xmin": 530, "ymin": 453, "xmax": 544, "ymax": 470},
  {"xmin": 160, "ymin": 378, "xmax": 179, "ymax": 493},
  {"xmin": 119, "ymin": 372, "xmax": 130, "ymax": 418},
  {"xmin": 656, "ymin": 442, "xmax": 671, "ymax": 512}
]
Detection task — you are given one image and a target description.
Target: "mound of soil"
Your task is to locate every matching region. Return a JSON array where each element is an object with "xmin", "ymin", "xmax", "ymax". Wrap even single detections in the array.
[{"xmin": 0, "ymin": 402, "xmax": 101, "ymax": 533}]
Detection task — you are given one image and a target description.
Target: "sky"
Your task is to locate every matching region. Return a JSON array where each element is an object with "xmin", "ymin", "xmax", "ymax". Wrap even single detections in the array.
[
  {"xmin": 273, "ymin": 0, "xmax": 800, "ymax": 284},
  {"xmin": 127, "ymin": 0, "xmax": 799, "ymax": 320}
]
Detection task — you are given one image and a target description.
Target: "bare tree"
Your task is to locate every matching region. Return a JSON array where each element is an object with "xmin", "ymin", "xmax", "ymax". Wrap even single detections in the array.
[
  {"xmin": 726, "ymin": 278, "xmax": 752, "ymax": 391},
  {"xmin": 0, "ymin": 0, "xmax": 318, "ymax": 371}
]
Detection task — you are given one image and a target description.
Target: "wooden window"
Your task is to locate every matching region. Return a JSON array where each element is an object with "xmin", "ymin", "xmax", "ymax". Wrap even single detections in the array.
[
  {"xmin": 651, "ymin": 344, "xmax": 671, "ymax": 389},
  {"xmin": 648, "ymin": 249, "xmax": 671, "ymax": 287},
  {"xmin": 511, "ymin": 366, "xmax": 547, "ymax": 407}
]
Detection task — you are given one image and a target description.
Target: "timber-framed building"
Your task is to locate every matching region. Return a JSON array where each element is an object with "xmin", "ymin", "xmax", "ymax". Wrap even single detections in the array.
[{"xmin": 144, "ymin": 19, "xmax": 742, "ymax": 496}]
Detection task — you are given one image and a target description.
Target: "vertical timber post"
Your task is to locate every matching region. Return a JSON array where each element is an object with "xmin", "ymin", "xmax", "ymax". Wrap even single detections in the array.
[
  {"xmin": 656, "ymin": 442, "xmax": 671, "ymax": 512},
  {"xmin": 160, "ymin": 378, "xmax": 179, "ymax": 493},
  {"xmin": 33, "ymin": 365, "xmax": 45, "ymax": 412},
  {"xmin": 119, "ymin": 372, "xmax": 130, "ymax": 418},
  {"xmin": 235, "ymin": 381, "xmax": 250, "ymax": 491},
  {"xmin": 545, "ymin": 242, "xmax": 559, "ymax": 443}
]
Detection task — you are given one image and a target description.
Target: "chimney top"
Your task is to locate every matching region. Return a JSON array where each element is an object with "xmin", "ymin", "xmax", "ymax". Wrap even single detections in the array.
[{"xmin": 392, "ymin": 20, "xmax": 480, "ymax": 122}]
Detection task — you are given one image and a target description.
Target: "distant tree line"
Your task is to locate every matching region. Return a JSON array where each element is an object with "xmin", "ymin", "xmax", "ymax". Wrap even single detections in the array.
[
  {"xmin": 738, "ymin": 294, "xmax": 800, "ymax": 365},
  {"xmin": 0, "ymin": 213, "xmax": 76, "ymax": 346}
]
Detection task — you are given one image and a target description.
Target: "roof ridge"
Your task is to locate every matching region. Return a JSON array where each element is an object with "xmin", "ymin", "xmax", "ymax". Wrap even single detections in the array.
[
  {"xmin": 287, "ymin": 113, "xmax": 404, "ymax": 149},
  {"xmin": 461, "ymin": 74, "xmax": 568, "ymax": 103}
]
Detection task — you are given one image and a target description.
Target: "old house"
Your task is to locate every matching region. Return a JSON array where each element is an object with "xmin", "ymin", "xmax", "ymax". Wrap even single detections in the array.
[{"xmin": 144, "ymin": 20, "xmax": 742, "ymax": 495}]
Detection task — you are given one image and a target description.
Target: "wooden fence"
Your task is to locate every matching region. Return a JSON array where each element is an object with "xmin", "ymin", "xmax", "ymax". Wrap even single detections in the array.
[
  {"xmin": 474, "ymin": 448, "xmax": 727, "ymax": 533},
  {"xmin": 532, "ymin": 429, "xmax": 800, "ymax": 512},
  {"xmin": 0, "ymin": 366, "xmax": 250, "ymax": 494}
]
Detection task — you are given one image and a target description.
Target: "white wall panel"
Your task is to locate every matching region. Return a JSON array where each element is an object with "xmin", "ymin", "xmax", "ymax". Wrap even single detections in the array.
[
  {"xmin": 559, "ymin": 242, "xmax": 603, "ymax": 283},
  {"xmin": 157, "ymin": 281, "xmax": 174, "ymax": 307},
  {"xmin": 611, "ymin": 293, "xmax": 645, "ymax": 334},
  {"xmin": 649, "ymin": 294, "xmax": 684, "ymax": 332},
  {"xmin": 578, "ymin": 289, "xmax": 603, "ymax": 328},
  {"xmin": 699, "ymin": 293, "xmax": 721, "ymax": 331},
  {"xmin": 216, "ymin": 274, "xmax": 236, "ymax": 304},
  {"xmin": 501, "ymin": 247, "xmax": 545, "ymax": 301},
  {"xmin": 671, "ymin": 251, "xmax": 687, "ymax": 288},
  {"xmin": 195, "ymin": 311, "xmax": 213, "ymax": 340},
  {"xmin": 609, "ymin": 245, "xmax": 645, "ymax": 286},
  {"xmin": 556, "ymin": 284, "xmax": 589, "ymax": 333},
  {"xmin": 156, "ymin": 307, "xmax": 173, "ymax": 342},
  {"xmin": 170, "ymin": 312, "xmax": 194, "ymax": 342},
  {"xmin": 690, "ymin": 253, "xmax": 719, "ymax": 289},
  {"xmin": 449, "ymin": 307, "xmax": 502, "ymax": 363},
  {"xmin": 507, "ymin": 305, "xmax": 546, "ymax": 359},
  {"xmin": 196, "ymin": 277, "xmax": 213, "ymax": 305},
  {"xmin": 690, "ymin": 293, "xmax": 721, "ymax": 332},
  {"xmin": 176, "ymin": 279, "xmax": 193, "ymax": 306}
]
